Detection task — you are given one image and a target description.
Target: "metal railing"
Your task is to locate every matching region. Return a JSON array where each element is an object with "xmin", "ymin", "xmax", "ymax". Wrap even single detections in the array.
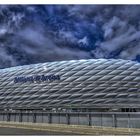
[{"xmin": 0, "ymin": 111, "xmax": 140, "ymax": 128}]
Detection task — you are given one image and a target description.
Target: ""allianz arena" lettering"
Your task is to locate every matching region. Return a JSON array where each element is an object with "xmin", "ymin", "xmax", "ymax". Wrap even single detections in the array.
[{"xmin": 14, "ymin": 74, "xmax": 61, "ymax": 83}]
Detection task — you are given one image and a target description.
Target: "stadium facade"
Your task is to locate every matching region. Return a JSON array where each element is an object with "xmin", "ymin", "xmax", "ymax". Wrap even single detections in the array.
[{"xmin": 0, "ymin": 59, "xmax": 140, "ymax": 112}]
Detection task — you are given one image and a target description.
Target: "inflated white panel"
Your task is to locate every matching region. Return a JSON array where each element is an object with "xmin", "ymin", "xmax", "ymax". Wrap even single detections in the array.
[{"xmin": 0, "ymin": 59, "xmax": 139, "ymax": 108}]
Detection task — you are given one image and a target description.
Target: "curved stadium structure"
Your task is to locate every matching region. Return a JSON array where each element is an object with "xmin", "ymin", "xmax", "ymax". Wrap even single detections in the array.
[{"xmin": 0, "ymin": 59, "xmax": 140, "ymax": 112}]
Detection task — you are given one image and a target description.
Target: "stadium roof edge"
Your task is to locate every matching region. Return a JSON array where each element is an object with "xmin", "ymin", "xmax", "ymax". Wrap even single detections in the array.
[{"xmin": 0, "ymin": 58, "xmax": 138, "ymax": 73}]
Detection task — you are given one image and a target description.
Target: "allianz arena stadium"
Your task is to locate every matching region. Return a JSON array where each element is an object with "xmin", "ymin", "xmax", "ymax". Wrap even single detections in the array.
[
  {"xmin": 0, "ymin": 59, "xmax": 140, "ymax": 128},
  {"xmin": 0, "ymin": 58, "xmax": 140, "ymax": 112}
]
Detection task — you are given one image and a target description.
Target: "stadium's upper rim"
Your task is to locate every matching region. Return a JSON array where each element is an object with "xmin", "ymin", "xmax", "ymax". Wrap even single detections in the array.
[{"xmin": 0, "ymin": 58, "xmax": 139, "ymax": 73}]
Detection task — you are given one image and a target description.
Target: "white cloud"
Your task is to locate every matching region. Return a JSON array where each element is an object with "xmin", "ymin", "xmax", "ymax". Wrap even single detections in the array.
[{"xmin": 0, "ymin": 47, "xmax": 17, "ymax": 68}]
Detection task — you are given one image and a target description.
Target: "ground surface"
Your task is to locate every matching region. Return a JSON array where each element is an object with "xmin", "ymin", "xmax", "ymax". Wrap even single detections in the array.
[
  {"xmin": 0, "ymin": 122, "xmax": 140, "ymax": 135},
  {"xmin": 0, "ymin": 127, "xmax": 79, "ymax": 135}
]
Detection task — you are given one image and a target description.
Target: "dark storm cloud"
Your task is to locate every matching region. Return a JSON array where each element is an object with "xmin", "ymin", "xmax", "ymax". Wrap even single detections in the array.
[
  {"xmin": 70, "ymin": 5, "xmax": 140, "ymax": 60},
  {"xmin": 0, "ymin": 5, "xmax": 140, "ymax": 69},
  {"xmin": 0, "ymin": 5, "xmax": 92, "ymax": 68},
  {"xmin": 18, "ymin": 27, "xmax": 91, "ymax": 61}
]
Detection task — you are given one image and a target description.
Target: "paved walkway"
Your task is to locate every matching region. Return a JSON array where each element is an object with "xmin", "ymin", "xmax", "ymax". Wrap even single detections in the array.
[
  {"xmin": 0, "ymin": 121, "xmax": 140, "ymax": 135},
  {"xmin": 0, "ymin": 127, "xmax": 79, "ymax": 135}
]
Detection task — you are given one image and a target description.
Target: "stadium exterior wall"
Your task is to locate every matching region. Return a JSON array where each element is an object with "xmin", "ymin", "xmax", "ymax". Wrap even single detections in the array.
[
  {"xmin": 1, "ymin": 111, "xmax": 140, "ymax": 128},
  {"xmin": 0, "ymin": 59, "xmax": 140, "ymax": 110}
]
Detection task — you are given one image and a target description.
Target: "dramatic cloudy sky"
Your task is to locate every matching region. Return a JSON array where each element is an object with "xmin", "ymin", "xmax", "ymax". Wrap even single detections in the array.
[{"xmin": 0, "ymin": 5, "xmax": 140, "ymax": 69}]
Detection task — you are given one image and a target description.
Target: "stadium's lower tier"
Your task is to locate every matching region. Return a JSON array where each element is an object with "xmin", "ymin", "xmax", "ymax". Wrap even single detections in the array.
[{"xmin": 0, "ymin": 110, "xmax": 140, "ymax": 129}]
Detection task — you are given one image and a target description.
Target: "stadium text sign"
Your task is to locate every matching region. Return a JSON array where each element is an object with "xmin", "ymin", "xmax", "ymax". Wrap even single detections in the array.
[{"xmin": 14, "ymin": 74, "xmax": 60, "ymax": 83}]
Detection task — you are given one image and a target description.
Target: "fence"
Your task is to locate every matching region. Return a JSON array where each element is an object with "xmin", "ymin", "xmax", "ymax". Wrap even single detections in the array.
[{"xmin": 0, "ymin": 111, "xmax": 140, "ymax": 128}]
